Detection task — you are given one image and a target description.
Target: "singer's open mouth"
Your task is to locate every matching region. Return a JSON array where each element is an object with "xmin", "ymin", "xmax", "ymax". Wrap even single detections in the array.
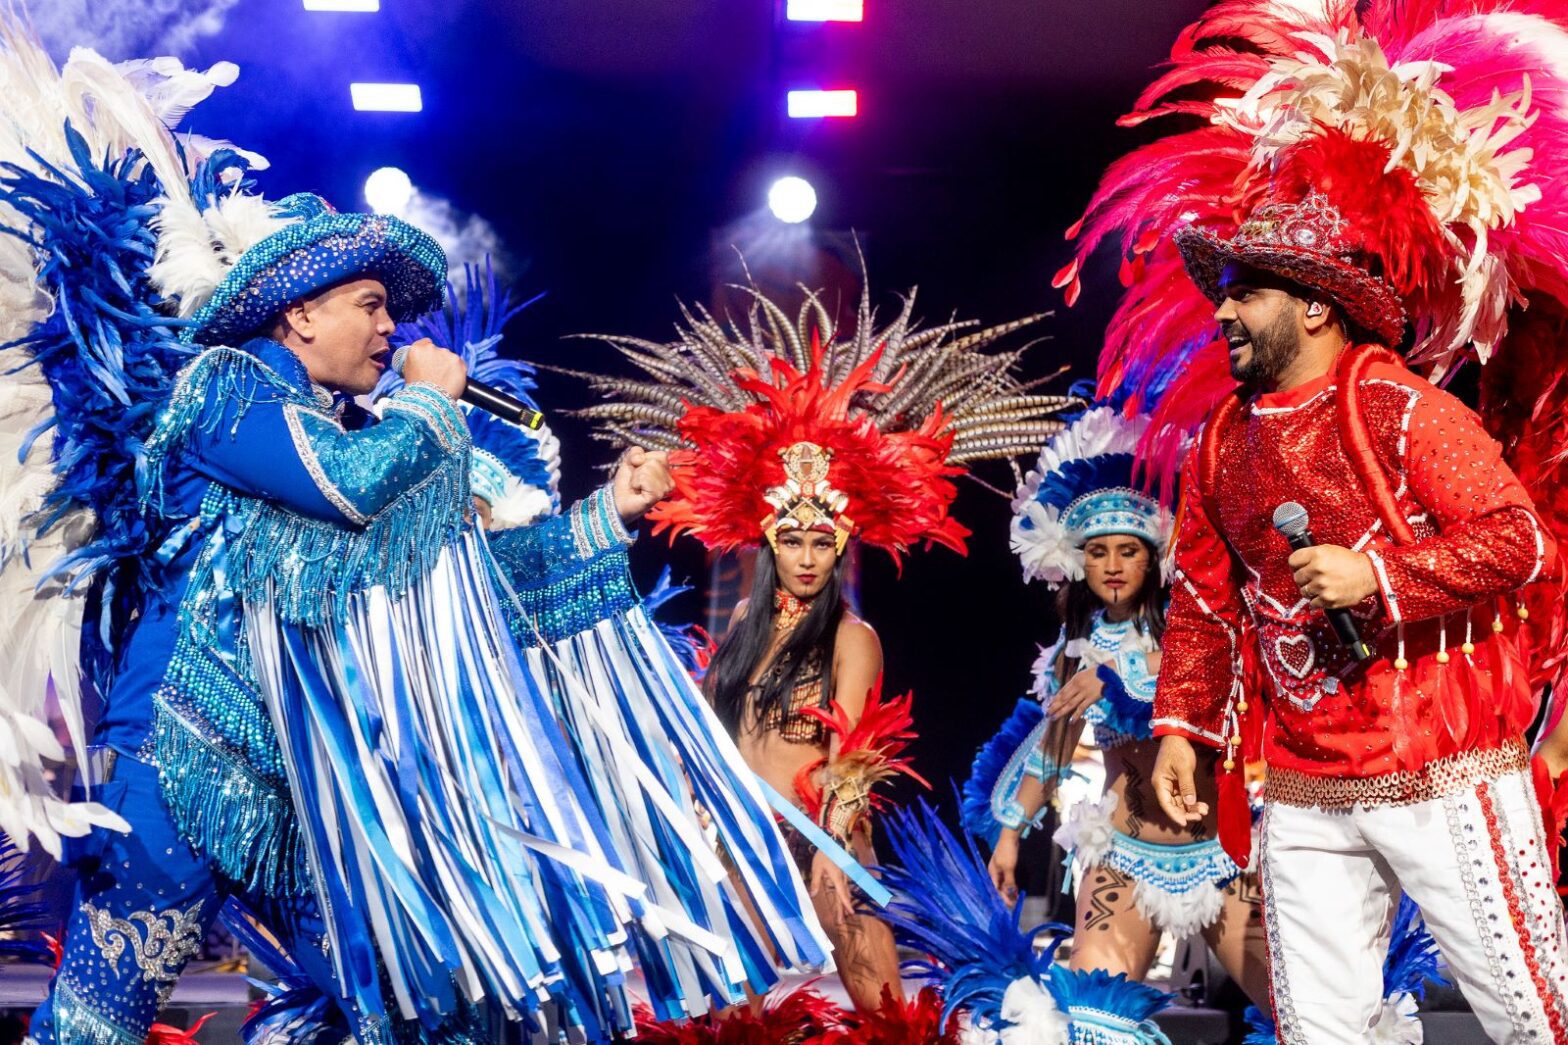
[{"xmin": 371, "ymin": 348, "xmax": 392, "ymax": 370}]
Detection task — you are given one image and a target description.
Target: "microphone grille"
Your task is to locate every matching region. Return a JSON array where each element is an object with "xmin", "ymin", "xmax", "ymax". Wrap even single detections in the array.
[
  {"xmin": 1272, "ymin": 501, "xmax": 1309, "ymax": 539},
  {"xmin": 390, "ymin": 346, "xmax": 409, "ymax": 376}
]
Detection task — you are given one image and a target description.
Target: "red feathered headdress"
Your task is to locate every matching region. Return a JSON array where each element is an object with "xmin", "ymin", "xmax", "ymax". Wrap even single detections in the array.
[
  {"xmin": 648, "ymin": 342, "xmax": 968, "ymax": 560},
  {"xmin": 576, "ymin": 277, "xmax": 1080, "ymax": 563}
]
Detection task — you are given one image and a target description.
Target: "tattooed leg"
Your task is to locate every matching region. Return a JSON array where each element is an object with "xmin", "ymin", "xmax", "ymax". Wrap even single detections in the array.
[{"xmin": 1067, "ymin": 864, "xmax": 1162, "ymax": 979}]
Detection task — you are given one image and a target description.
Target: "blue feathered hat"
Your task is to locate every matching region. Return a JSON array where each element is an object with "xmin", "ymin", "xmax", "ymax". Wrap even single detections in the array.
[
  {"xmin": 1009, "ymin": 403, "xmax": 1171, "ymax": 588},
  {"xmin": 175, "ymin": 193, "xmax": 446, "ymax": 346}
]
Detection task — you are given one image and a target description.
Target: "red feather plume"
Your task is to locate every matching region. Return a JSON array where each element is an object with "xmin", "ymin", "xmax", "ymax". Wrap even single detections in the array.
[
  {"xmin": 793, "ymin": 678, "xmax": 931, "ymax": 826},
  {"xmin": 820, "ymin": 987, "xmax": 958, "ymax": 1045},
  {"xmin": 631, "ymin": 983, "xmax": 845, "ymax": 1044},
  {"xmin": 648, "ymin": 344, "xmax": 968, "ymax": 564}
]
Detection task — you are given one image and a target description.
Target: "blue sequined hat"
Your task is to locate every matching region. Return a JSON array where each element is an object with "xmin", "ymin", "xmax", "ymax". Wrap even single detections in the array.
[
  {"xmin": 1010, "ymin": 405, "xmax": 1171, "ymax": 588},
  {"xmin": 182, "ymin": 193, "xmax": 447, "ymax": 346}
]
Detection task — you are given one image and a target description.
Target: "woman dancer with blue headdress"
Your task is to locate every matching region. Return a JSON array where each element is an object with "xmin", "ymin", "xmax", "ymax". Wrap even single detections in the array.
[{"xmin": 963, "ymin": 405, "xmax": 1272, "ymax": 1029}]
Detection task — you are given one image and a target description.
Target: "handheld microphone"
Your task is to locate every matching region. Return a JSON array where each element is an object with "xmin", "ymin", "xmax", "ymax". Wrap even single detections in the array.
[
  {"xmin": 1272, "ymin": 501, "xmax": 1375, "ymax": 663},
  {"xmin": 391, "ymin": 346, "xmax": 545, "ymax": 430}
]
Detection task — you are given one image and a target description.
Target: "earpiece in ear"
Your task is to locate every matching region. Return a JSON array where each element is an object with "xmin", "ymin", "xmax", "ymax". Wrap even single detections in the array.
[{"xmin": 1306, "ymin": 302, "xmax": 1324, "ymax": 317}]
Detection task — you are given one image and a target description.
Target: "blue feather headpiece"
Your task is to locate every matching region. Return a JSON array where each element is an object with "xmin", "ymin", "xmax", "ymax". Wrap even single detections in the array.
[
  {"xmin": 1009, "ymin": 405, "xmax": 1170, "ymax": 588},
  {"xmin": 179, "ymin": 193, "xmax": 446, "ymax": 346}
]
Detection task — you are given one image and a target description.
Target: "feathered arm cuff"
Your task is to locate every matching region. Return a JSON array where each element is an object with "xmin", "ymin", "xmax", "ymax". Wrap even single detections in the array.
[{"xmin": 792, "ymin": 679, "xmax": 930, "ymax": 842}]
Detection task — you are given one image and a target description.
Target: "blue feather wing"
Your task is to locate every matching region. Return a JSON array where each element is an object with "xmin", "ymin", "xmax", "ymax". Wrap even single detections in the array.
[{"xmin": 960, "ymin": 698, "xmax": 1046, "ymax": 846}]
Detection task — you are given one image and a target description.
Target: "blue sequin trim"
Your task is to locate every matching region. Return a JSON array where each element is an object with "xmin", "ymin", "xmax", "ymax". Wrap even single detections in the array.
[
  {"xmin": 49, "ymin": 979, "xmax": 143, "ymax": 1045},
  {"xmin": 496, "ymin": 546, "xmax": 637, "ymax": 648},
  {"xmin": 154, "ymin": 702, "xmax": 308, "ymax": 897}
]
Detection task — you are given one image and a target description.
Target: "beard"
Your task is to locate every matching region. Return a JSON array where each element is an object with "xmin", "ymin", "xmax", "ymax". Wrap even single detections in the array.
[{"xmin": 1227, "ymin": 308, "xmax": 1298, "ymax": 391}]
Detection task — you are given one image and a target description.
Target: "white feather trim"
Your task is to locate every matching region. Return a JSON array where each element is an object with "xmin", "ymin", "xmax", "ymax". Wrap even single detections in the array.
[
  {"xmin": 1011, "ymin": 502, "xmax": 1079, "ymax": 587},
  {"xmin": 1369, "ymin": 992, "xmax": 1423, "ymax": 1044},
  {"xmin": 489, "ymin": 479, "xmax": 555, "ymax": 531},
  {"xmin": 998, "ymin": 976, "xmax": 1070, "ymax": 1045},
  {"xmin": 1130, "ymin": 876, "xmax": 1227, "ymax": 939}
]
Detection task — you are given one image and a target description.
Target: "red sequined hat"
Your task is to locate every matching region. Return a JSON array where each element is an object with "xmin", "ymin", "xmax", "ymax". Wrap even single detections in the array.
[{"xmin": 1176, "ymin": 188, "xmax": 1407, "ymax": 348}]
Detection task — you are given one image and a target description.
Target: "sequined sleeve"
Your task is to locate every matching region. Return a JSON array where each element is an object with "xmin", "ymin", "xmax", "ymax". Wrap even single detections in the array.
[
  {"xmin": 486, "ymin": 485, "xmax": 638, "ymax": 646},
  {"xmin": 1152, "ymin": 450, "xmax": 1249, "ymax": 748},
  {"xmin": 1364, "ymin": 384, "xmax": 1555, "ymax": 624},
  {"xmin": 193, "ymin": 379, "xmax": 472, "ymax": 526}
]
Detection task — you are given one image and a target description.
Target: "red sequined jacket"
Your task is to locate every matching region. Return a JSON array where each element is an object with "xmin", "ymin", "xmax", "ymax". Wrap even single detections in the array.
[{"xmin": 1153, "ymin": 361, "xmax": 1554, "ymax": 807}]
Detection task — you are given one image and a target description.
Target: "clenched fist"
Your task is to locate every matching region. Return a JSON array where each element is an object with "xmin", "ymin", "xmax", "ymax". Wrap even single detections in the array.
[
  {"xmin": 1289, "ymin": 544, "xmax": 1377, "ymax": 610},
  {"xmin": 612, "ymin": 447, "xmax": 673, "ymax": 523},
  {"xmin": 399, "ymin": 338, "xmax": 467, "ymax": 402}
]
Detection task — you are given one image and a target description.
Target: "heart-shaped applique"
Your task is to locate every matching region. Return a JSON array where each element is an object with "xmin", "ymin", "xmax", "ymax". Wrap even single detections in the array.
[{"xmin": 1273, "ymin": 632, "xmax": 1316, "ymax": 680}]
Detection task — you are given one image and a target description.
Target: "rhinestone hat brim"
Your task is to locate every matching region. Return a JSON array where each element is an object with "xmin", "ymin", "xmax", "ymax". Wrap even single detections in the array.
[
  {"xmin": 185, "ymin": 211, "xmax": 447, "ymax": 346},
  {"xmin": 1175, "ymin": 223, "xmax": 1406, "ymax": 348}
]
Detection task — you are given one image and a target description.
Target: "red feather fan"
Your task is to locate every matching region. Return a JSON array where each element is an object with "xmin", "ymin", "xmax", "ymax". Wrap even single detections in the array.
[
  {"xmin": 793, "ymin": 678, "xmax": 931, "ymax": 833},
  {"xmin": 631, "ymin": 983, "xmax": 845, "ymax": 1044},
  {"xmin": 820, "ymin": 987, "xmax": 958, "ymax": 1045}
]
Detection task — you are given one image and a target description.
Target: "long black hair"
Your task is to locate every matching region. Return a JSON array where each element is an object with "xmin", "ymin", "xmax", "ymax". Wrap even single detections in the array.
[
  {"xmin": 1054, "ymin": 535, "xmax": 1165, "ymax": 684},
  {"xmin": 705, "ymin": 543, "xmax": 848, "ymax": 734}
]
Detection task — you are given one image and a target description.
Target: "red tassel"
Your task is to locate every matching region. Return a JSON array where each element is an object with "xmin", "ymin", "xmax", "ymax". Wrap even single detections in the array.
[{"xmin": 1216, "ymin": 759, "xmax": 1252, "ymax": 869}]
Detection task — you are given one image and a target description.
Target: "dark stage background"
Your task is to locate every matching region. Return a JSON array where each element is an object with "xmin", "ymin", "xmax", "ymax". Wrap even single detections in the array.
[{"xmin": 71, "ymin": 0, "xmax": 1214, "ymax": 855}]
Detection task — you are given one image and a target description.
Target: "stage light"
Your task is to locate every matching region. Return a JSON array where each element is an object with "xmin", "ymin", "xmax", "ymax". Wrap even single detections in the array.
[
  {"xmin": 767, "ymin": 177, "xmax": 817, "ymax": 224},
  {"xmin": 351, "ymin": 83, "xmax": 423, "ymax": 112},
  {"xmin": 304, "ymin": 0, "xmax": 379, "ymax": 9},
  {"xmin": 786, "ymin": 0, "xmax": 863, "ymax": 21},
  {"xmin": 787, "ymin": 89, "xmax": 858, "ymax": 119},
  {"xmin": 364, "ymin": 167, "xmax": 414, "ymax": 215}
]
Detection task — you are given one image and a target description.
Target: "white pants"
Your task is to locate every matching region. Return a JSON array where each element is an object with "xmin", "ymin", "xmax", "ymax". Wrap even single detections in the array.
[{"xmin": 1261, "ymin": 767, "xmax": 1568, "ymax": 1043}]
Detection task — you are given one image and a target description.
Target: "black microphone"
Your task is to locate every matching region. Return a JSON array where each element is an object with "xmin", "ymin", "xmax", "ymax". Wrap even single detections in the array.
[
  {"xmin": 1272, "ymin": 501, "xmax": 1375, "ymax": 663},
  {"xmin": 390, "ymin": 346, "xmax": 545, "ymax": 430}
]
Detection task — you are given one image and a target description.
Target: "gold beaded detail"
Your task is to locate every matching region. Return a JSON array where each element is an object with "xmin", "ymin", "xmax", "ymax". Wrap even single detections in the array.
[
  {"xmin": 1436, "ymin": 650, "xmax": 1451, "ymax": 664},
  {"xmin": 1394, "ymin": 657, "xmax": 1409, "ymax": 671},
  {"xmin": 1461, "ymin": 641, "xmax": 1475, "ymax": 655}
]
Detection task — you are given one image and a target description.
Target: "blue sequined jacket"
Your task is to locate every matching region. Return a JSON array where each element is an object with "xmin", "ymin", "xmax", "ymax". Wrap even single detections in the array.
[{"xmin": 110, "ymin": 337, "xmax": 634, "ymax": 895}]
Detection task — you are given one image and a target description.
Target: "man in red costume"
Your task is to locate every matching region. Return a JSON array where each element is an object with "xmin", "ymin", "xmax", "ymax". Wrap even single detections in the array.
[{"xmin": 1150, "ymin": 176, "xmax": 1568, "ymax": 1039}]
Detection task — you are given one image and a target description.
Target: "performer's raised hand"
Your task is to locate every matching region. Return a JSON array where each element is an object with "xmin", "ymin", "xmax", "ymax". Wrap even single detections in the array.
[
  {"xmin": 612, "ymin": 446, "xmax": 674, "ymax": 523},
  {"xmin": 1048, "ymin": 667, "xmax": 1105, "ymax": 721},
  {"xmin": 400, "ymin": 337, "xmax": 468, "ymax": 402},
  {"xmin": 1152, "ymin": 734, "xmax": 1208, "ymax": 825},
  {"xmin": 1288, "ymin": 544, "xmax": 1376, "ymax": 610}
]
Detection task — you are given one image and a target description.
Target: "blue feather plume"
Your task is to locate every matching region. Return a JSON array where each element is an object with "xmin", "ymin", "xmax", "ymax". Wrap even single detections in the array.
[
  {"xmin": 877, "ymin": 799, "xmax": 1069, "ymax": 1034},
  {"xmin": 0, "ymin": 835, "xmax": 54, "ymax": 964},
  {"xmin": 1242, "ymin": 1005, "xmax": 1277, "ymax": 1044},
  {"xmin": 0, "ymin": 128, "xmax": 233, "ymax": 690},
  {"xmin": 220, "ymin": 899, "xmax": 352, "ymax": 1044},
  {"xmin": 375, "ymin": 257, "xmax": 541, "ymax": 402},
  {"xmin": 1046, "ymin": 966, "xmax": 1172, "ymax": 1027},
  {"xmin": 641, "ymin": 567, "xmax": 712, "ymax": 677},
  {"xmin": 960, "ymin": 698, "xmax": 1045, "ymax": 846},
  {"xmin": 1383, "ymin": 894, "xmax": 1447, "ymax": 1001},
  {"xmin": 1023, "ymin": 452, "xmax": 1138, "ymax": 516},
  {"xmin": 1083, "ymin": 664, "xmax": 1153, "ymax": 742}
]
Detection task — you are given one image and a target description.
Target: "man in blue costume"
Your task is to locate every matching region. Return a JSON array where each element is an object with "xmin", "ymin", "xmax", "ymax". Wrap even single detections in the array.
[{"xmin": 27, "ymin": 190, "xmax": 692, "ymax": 1042}]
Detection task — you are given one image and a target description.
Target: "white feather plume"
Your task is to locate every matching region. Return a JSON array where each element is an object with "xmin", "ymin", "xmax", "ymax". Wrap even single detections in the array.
[
  {"xmin": 149, "ymin": 189, "xmax": 295, "ymax": 319},
  {"xmin": 0, "ymin": 22, "xmax": 249, "ymax": 853}
]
